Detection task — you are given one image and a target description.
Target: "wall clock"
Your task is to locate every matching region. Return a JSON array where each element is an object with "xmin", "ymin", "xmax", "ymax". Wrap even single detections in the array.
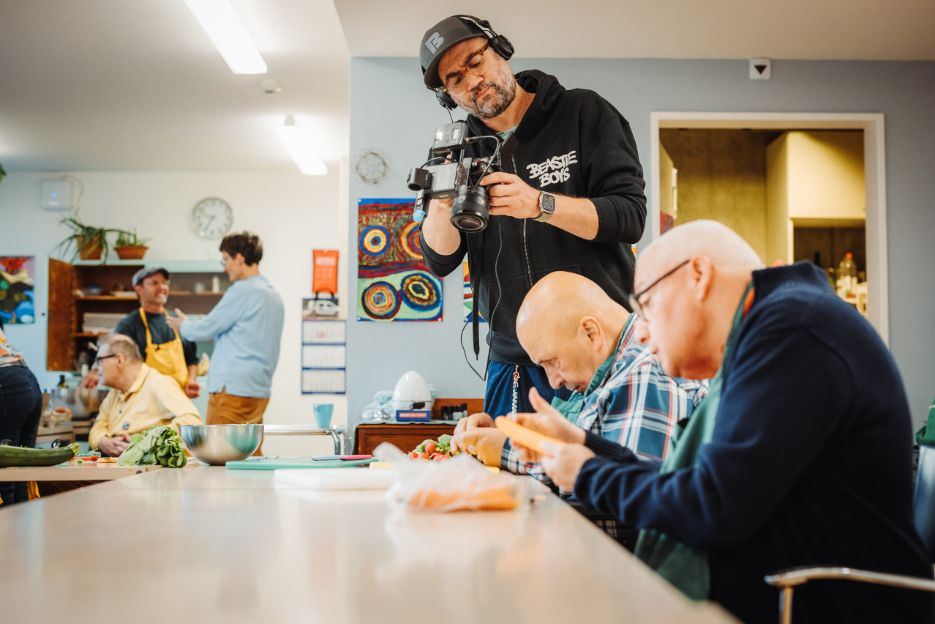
[
  {"xmin": 353, "ymin": 150, "xmax": 389, "ymax": 185},
  {"xmin": 191, "ymin": 197, "xmax": 233, "ymax": 240}
]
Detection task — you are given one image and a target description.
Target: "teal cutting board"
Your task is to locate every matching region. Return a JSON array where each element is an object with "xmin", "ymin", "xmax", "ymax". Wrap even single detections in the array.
[{"xmin": 226, "ymin": 457, "xmax": 376, "ymax": 470}]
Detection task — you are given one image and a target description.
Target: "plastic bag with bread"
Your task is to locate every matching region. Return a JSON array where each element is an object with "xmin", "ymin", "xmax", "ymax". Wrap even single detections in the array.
[{"xmin": 374, "ymin": 442, "xmax": 528, "ymax": 512}]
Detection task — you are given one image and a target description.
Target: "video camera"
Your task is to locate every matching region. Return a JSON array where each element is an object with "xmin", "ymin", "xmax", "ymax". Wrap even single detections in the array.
[{"xmin": 407, "ymin": 121, "xmax": 502, "ymax": 232}]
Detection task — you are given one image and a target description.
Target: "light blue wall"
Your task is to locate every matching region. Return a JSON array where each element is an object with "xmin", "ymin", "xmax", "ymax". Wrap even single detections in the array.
[{"xmin": 348, "ymin": 58, "xmax": 935, "ymax": 430}]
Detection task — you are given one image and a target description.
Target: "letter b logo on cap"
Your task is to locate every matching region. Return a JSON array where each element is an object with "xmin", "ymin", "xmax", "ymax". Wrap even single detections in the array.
[{"xmin": 425, "ymin": 32, "xmax": 444, "ymax": 55}]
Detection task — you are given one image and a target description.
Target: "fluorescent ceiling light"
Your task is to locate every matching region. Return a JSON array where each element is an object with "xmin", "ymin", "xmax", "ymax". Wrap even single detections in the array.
[
  {"xmin": 277, "ymin": 116, "xmax": 327, "ymax": 175},
  {"xmin": 185, "ymin": 0, "xmax": 267, "ymax": 74}
]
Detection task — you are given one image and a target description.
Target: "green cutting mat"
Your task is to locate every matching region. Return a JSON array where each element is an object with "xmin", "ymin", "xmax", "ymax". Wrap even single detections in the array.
[{"xmin": 225, "ymin": 457, "xmax": 376, "ymax": 470}]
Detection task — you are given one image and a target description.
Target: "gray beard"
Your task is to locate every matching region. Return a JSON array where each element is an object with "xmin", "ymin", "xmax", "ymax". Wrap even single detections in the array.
[{"xmin": 467, "ymin": 79, "xmax": 516, "ymax": 119}]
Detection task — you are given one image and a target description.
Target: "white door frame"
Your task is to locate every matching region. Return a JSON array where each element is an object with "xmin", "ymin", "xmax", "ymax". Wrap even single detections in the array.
[{"xmin": 649, "ymin": 112, "xmax": 888, "ymax": 344}]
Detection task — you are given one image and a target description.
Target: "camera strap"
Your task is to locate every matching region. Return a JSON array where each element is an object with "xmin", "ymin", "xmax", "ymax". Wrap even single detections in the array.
[{"xmin": 468, "ymin": 237, "xmax": 482, "ymax": 358}]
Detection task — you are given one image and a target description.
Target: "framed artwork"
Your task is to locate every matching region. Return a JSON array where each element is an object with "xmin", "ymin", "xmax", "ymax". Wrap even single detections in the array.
[
  {"xmin": 356, "ymin": 198, "xmax": 442, "ymax": 322},
  {"xmin": 0, "ymin": 256, "xmax": 35, "ymax": 325}
]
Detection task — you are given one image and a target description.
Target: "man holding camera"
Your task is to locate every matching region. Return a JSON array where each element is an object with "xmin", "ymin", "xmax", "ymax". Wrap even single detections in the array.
[{"xmin": 418, "ymin": 15, "xmax": 646, "ymax": 415}]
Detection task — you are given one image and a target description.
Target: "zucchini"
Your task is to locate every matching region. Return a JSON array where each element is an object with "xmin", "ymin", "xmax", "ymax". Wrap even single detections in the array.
[{"xmin": 0, "ymin": 443, "xmax": 79, "ymax": 467}]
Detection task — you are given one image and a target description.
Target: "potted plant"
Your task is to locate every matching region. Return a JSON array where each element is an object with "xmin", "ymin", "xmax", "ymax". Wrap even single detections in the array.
[
  {"xmin": 114, "ymin": 229, "xmax": 149, "ymax": 260},
  {"xmin": 52, "ymin": 217, "xmax": 113, "ymax": 261}
]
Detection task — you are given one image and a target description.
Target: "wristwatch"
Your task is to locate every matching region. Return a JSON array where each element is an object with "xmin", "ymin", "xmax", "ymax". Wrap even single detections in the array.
[{"xmin": 534, "ymin": 192, "xmax": 556, "ymax": 223}]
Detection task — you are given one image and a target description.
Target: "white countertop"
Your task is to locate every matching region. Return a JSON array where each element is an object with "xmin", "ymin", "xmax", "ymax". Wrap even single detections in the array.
[{"xmin": 0, "ymin": 466, "xmax": 736, "ymax": 624}]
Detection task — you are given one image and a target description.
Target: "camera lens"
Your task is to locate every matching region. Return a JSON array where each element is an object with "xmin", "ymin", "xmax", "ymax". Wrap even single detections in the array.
[{"xmin": 451, "ymin": 187, "xmax": 489, "ymax": 232}]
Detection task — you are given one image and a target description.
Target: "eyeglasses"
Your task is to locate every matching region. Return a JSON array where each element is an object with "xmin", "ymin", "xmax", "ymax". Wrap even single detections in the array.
[
  {"xmin": 627, "ymin": 259, "xmax": 690, "ymax": 321},
  {"xmin": 442, "ymin": 42, "xmax": 491, "ymax": 93},
  {"xmin": 93, "ymin": 353, "xmax": 118, "ymax": 366}
]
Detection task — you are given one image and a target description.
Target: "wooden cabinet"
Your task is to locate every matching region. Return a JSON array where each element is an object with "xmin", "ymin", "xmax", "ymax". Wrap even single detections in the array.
[
  {"xmin": 46, "ymin": 260, "xmax": 228, "ymax": 371},
  {"xmin": 355, "ymin": 423, "xmax": 456, "ymax": 455}
]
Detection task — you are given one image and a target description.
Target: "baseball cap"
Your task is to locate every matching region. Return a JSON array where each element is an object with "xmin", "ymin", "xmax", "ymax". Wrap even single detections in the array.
[
  {"xmin": 132, "ymin": 266, "xmax": 170, "ymax": 287},
  {"xmin": 420, "ymin": 16, "xmax": 490, "ymax": 89}
]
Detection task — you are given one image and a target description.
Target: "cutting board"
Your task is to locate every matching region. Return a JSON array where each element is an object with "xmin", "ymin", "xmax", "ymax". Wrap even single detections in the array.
[
  {"xmin": 225, "ymin": 457, "xmax": 376, "ymax": 470},
  {"xmin": 274, "ymin": 467, "xmax": 397, "ymax": 490}
]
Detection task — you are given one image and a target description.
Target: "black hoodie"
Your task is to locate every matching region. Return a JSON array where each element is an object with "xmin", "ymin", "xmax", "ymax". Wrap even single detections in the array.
[{"xmin": 420, "ymin": 70, "xmax": 647, "ymax": 364}]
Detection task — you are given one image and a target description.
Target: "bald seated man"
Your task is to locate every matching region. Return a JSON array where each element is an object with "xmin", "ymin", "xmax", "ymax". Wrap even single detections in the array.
[
  {"xmin": 89, "ymin": 334, "xmax": 202, "ymax": 457},
  {"xmin": 516, "ymin": 221, "xmax": 932, "ymax": 622},
  {"xmin": 454, "ymin": 271, "xmax": 705, "ymax": 545}
]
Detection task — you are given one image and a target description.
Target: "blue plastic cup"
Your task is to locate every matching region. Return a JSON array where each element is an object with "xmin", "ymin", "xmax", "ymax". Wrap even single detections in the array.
[{"xmin": 313, "ymin": 403, "xmax": 334, "ymax": 429}]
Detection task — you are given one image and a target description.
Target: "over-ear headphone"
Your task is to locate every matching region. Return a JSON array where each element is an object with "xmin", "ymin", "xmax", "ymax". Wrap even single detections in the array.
[
  {"xmin": 456, "ymin": 16, "xmax": 515, "ymax": 62},
  {"xmin": 433, "ymin": 16, "xmax": 514, "ymax": 110}
]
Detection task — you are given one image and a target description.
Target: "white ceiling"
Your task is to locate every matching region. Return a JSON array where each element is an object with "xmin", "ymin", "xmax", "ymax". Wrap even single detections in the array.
[
  {"xmin": 337, "ymin": 0, "xmax": 935, "ymax": 60},
  {"xmin": 0, "ymin": 0, "xmax": 349, "ymax": 172},
  {"xmin": 1, "ymin": 0, "xmax": 933, "ymax": 173}
]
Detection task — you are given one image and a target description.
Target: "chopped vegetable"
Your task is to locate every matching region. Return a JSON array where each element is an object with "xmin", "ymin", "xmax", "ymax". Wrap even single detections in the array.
[
  {"xmin": 409, "ymin": 434, "xmax": 458, "ymax": 460},
  {"xmin": 117, "ymin": 426, "xmax": 187, "ymax": 468},
  {"xmin": 71, "ymin": 450, "xmax": 102, "ymax": 463}
]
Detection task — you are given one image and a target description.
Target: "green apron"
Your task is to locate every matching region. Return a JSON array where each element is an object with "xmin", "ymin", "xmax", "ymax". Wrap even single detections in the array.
[
  {"xmin": 915, "ymin": 398, "xmax": 935, "ymax": 446},
  {"xmin": 633, "ymin": 283, "xmax": 753, "ymax": 600}
]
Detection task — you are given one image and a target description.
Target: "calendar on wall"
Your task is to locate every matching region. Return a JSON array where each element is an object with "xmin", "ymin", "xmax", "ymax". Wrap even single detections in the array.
[{"xmin": 301, "ymin": 318, "xmax": 346, "ymax": 395}]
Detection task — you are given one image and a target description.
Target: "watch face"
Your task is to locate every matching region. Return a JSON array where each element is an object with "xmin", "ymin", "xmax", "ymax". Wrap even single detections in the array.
[
  {"xmin": 191, "ymin": 197, "xmax": 233, "ymax": 240},
  {"xmin": 542, "ymin": 193, "xmax": 556, "ymax": 213}
]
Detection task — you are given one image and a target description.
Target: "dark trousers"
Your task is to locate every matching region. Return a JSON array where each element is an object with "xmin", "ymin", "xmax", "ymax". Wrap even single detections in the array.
[
  {"xmin": 484, "ymin": 361, "xmax": 569, "ymax": 418},
  {"xmin": 0, "ymin": 364, "xmax": 42, "ymax": 505}
]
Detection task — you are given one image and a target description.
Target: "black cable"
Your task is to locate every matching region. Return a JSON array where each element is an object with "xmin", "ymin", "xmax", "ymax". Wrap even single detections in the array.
[
  {"xmin": 460, "ymin": 216, "xmax": 504, "ymax": 384},
  {"xmin": 419, "ymin": 156, "xmax": 449, "ymax": 168},
  {"xmin": 464, "ymin": 135, "xmax": 502, "ymax": 182},
  {"xmin": 459, "ymin": 316, "xmax": 485, "ymax": 381}
]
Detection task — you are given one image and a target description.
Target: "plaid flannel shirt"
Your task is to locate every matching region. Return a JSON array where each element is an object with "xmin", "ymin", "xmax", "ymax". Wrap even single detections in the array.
[{"xmin": 501, "ymin": 315, "xmax": 707, "ymax": 542}]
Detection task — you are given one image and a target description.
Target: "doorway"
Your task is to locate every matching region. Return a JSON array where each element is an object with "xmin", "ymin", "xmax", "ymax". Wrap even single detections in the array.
[{"xmin": 649, "ymin": 113, "xmax": 888, "ymax": 343}]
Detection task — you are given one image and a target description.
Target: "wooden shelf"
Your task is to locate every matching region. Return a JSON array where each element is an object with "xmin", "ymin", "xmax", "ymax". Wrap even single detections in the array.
[{"xmin": 48, "ymin": 259, "xmax": 230, "ymax": 371}]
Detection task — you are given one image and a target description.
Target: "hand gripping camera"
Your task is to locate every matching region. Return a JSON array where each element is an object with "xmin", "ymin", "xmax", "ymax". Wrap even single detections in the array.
[{"xmin": 407, "ymin": 121, "xmax": 502, "ymax": 232}]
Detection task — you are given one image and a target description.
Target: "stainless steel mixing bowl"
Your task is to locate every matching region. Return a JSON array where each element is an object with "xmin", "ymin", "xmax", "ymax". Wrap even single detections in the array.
[{"xmin": 179, "ymin": 424, "xmax": 263, "ymax": 465}]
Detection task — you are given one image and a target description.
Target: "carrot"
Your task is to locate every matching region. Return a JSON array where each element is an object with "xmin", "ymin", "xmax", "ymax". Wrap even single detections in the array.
[{"xmin": 494, "ymin": 416, "xmax": 563, "ymax": 454}]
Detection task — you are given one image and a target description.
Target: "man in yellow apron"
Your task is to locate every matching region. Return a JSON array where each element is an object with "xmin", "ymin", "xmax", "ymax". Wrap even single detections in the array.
[{"xmin": 81, "ymin": 267, "xmax": 200, "ymax": 398}]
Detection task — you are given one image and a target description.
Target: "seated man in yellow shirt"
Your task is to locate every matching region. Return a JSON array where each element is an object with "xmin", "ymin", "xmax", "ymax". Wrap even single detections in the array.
[{"xmin": 89, "ymin": 334, "xmax": 202, "ymax": 457}]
